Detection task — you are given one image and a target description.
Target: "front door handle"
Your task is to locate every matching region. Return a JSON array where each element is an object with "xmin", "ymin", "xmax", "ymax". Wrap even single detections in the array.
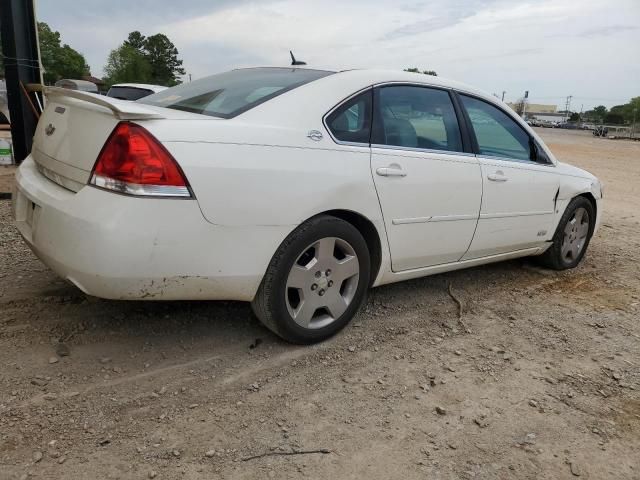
[
  {"xmin": 376, "ymin": 164, "xmax": 407, "ymax": 177},
  {"xmin": 487, "ymin": 171, "xmax": 508, "ymax": 182}
]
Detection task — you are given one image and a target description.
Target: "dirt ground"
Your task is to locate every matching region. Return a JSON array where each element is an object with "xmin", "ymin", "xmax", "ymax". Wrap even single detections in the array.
[{"xmin": 1, "ymin": 129, "xmax": 639, "ymax": 480}]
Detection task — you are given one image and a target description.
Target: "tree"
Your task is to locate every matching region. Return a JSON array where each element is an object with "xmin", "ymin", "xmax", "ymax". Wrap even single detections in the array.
[
  {"xmin": 124, "ymin": 31, "xmax": 146, "ymax": 52},
  {"xmin": 569, "ymin": 112, "xmax": 580, "ymax": 122},
  {"xmin": 586, "ymin": 105, "xmax": 608, "ymax": 123},
  {"xmin": 103, "ymin": 44, "xmax": 151, "ymax": 86},
  {"xmin": 144, "ymin": 34, "xmax": 185, "ymax": 86},
  {"xmin": 38, "ymin": 22, "xmax": 90, "ymax": 84},
  {"xmin": 404, "ymin": 67, "xmax": 437, "ymax": 76},
  {"xmin": 604, "ymin": 112, "xmax": 624, "ymax": 125},
  {"xmin": 105, "ymin": 32, "xmax": 185, "ymax": 86}
]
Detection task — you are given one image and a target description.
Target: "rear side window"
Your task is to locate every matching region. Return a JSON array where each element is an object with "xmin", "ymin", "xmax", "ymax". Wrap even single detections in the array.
[
  {"xmin": 460, "ymin": 95, "xmax": 532, "ymax": 161},
  {"xmin": 326, "ymin": 90, "xmax": 372, "ymax": 144},
  {"xmin": 140, "ymin": 67, "xmax": 334, "ymax": 118},
  {"xmin": 372, "ymin": 85, "xmax": 463, "ymax": 152},
  {"xmin": 107, "ymin": 86, "xmax": 154, "ymax": 101}
]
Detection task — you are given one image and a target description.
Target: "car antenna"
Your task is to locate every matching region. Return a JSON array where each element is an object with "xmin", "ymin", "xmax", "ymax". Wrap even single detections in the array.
[{"xmin": 290, "ymin": 50, "xmax": 307, "ymax": 66}]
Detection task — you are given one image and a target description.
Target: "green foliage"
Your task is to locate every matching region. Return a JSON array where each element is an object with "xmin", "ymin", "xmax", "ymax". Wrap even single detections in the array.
[
  {"xmin": 105, "ymin": 31, "xmax": 185, "ymax": 87},
  {"xmin": 585, "ymin": 99, "xmax": 639, "ymax": 124},
  {"xmin": 38, "ymin": 22, "xmax": 90, "ymax": 84},
  {"xmin": 569, "ymin": 112, "xmax": 580, "ymax": 122},
  {"xmin": 404, "ymin": 67, "xmax": 438, "ymax": 76},
  {"xmin": 144, "ymin": 34, "xmax": 186, "ymax": 86},
  {"xmin": 103, "ymin": 44, "xmax": 152, "ymax": 86},
  {"xmin": 593, "ymin": 105, "xmax": 607, "ymax": 117},
  {"xmin": 604, "ymin": 112, "xmax": 624, "ymax": 125},
  {"xmin": 124, "ymin": 31, "xmax": 146, "ymax": 52},
  {"xmin": 585, "ymin": 105, "xmax": 608, "ymax": 123}
]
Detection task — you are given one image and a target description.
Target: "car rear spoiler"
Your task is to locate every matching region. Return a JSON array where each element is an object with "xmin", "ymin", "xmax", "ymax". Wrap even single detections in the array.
[{"xmin": 45, "ymin": 87, "xmax": 166, "ymax": 120}]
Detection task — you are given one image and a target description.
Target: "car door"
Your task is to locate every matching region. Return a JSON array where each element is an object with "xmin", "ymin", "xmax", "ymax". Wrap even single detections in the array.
[
  {"xmin": 457, "ymin": 94, "xmax": 560, "ymax": 259},
  {"xmin": 370, "ymin": 85, "xmax": 482, "ymax": 271}
]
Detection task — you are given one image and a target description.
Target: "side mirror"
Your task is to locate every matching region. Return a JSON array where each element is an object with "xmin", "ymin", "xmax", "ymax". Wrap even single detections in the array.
[{"xmin": 530, "ymin": 139, "xmax": 551, "ymax": 164}]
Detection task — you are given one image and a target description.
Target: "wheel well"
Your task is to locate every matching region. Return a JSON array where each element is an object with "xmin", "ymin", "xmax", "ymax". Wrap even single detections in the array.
[
  {"xmin": 577, "ymin": 192, "xmax": 597, "ymax": 217},
  {"xmin": 323, "ymin": 210, "xmax": 382, "ymax": 287}
]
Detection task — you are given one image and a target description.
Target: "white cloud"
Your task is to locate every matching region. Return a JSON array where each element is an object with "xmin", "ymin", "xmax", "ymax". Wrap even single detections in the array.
[{"xmin": 37, "ymin": 0, "xmax": 640, "ymax": 108}]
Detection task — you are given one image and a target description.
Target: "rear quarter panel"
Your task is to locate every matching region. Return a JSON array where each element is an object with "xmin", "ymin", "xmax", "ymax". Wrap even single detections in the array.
[{"xmin": 162, "ymin": 138, "xmax": 383, "ymax": 228}]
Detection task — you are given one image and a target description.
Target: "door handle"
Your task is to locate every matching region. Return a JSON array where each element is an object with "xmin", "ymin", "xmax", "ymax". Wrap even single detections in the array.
[
  {"xmin": 376, "ymin": 164, "xmax": 407, "ymax": 177},
  {"xmin": 487, "ymin": 171, "xmax": 508, "ymax": 182}
]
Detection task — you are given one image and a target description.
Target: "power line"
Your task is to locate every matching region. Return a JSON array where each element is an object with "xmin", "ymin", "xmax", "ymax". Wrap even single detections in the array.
[{"xmin": 0, "ymin": 53, "xmax": 40, "ymax": 64}]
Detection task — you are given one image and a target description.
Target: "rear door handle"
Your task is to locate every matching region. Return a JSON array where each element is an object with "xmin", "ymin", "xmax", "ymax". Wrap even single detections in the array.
[
  {"xmin": 376, "ymin": 164, "xmax": 407, "ymax": 177},
  {"xmin": 487, "ymin": 171, "xmax": 508, "ymax": 182}
]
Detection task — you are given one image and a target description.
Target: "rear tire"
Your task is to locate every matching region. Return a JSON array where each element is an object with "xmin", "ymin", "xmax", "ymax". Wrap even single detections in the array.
[
  {"xmin": 538, "ymin": 196, "xmax": 595, "ymax": 270},
  {"xmin": 252, "ymin": 215, "xmax": 370, "ymax": 344}
]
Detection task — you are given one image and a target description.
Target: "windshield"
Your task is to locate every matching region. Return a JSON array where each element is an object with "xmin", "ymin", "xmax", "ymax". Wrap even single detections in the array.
[
  {"xmin": 139, "ymin": 67, "xmax": 334, "ymax": 118},
  {"xmin": 107, "ymin": 86, "xmax": 155, "ymax": 101}
]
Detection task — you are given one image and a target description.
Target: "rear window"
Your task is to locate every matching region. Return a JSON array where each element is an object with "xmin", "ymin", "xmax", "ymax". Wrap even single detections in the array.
[
  {"xmin": 139, "ymin": 67, "xmax": 334, "ymax": 118},
  {"xmin": 107, "ymin": 86, "xmax": 155, "ymax": 101}
]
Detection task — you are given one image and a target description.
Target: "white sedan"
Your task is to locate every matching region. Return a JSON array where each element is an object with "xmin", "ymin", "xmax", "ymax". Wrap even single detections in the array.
[
  {"xmin": 13, "ymin": 67, "xmax": 603, "ymax": 343},
  {"xmin": 106, "ymin": 83, "xmax": 168, "ymax": 101}
]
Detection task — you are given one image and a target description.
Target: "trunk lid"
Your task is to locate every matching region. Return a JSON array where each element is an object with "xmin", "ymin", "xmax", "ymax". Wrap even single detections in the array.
[{"xmin": 32, "ymin": 88, "xmax": 200, "ymax": 192}]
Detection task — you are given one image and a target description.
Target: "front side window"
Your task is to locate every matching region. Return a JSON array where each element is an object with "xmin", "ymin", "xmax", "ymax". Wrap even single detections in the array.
[
  {"xmin": 326, "ymin": 90, "xmax": 372, "ymax": 144},
  {"xmin": 460, "ymin": 95, "xmax": 532, "ymax": 161},
  {"xmin": 372, "ymin": 85, "xmax": 463, "ymax": 152},
  {"xmin": 140, "ymin": 67, "xmax": 334, "ymax": 118}
]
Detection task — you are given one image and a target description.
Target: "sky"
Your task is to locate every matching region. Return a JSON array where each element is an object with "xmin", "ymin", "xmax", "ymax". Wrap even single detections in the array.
[{"xmin": 36, "ymin": 0, "xmax": 640, "ymax": 110}]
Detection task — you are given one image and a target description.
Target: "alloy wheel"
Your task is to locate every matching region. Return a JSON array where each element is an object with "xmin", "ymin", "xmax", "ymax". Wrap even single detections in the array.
[
  {"xmin": 285, "ymin": 237, "xmax": 360, "ymax": 329},
  {"xmin": 561, "ymin": 207, "xmax": 590, "ymax": 263}
]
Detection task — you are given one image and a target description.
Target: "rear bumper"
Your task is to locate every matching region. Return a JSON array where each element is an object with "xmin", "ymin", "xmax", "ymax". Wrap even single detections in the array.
[{"xmin": 13, "ymin": 156, "xmax": 290, "ymax": 301}]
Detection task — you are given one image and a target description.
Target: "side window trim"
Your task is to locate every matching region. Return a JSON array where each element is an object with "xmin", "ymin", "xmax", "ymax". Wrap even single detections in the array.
[
  {"xmin": 450, "ymin": 90, "xmax": 478, "ymax": 154},
  {"xmin": 370, "ymin": 83, "xmax": 469, "ymax": 156},
  {"xmin": 448, "ymin": 90, "xmax": 475, "ymax": 154},
  {"xmin": 322, "ymin": 87, "xmax": 374, "ymax": 146},
  {"xmin": 456, "ymin": 91, "xmax": 552, "ymax": 165}
]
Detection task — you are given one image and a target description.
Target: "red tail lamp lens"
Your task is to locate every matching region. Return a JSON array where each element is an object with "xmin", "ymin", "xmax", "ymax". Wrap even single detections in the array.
[{"xmin": 90, "ymin": 122, "xmax": 191, "ymax": 197}]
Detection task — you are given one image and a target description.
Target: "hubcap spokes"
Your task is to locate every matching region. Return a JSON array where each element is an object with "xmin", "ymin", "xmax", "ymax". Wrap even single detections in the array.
[
  {"xmin": 561, "ymin": 207, "xmax": 590, "ymax": 262},
  {"xmin": 286, "ymin": 237, "xmax": 360, "ymax": 329}
]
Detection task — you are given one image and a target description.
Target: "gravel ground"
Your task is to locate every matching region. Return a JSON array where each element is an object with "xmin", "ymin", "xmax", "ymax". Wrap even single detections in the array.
[{"xmin": 1, "ymin": 129, "xmax": 639, "ymax": 480}]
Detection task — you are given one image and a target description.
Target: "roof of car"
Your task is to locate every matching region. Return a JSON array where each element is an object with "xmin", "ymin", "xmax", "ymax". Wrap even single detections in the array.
[
  {"xmin": 110, "ymin": 83, "xmax": 168, "ymax": 93},
  {"xmin": 236, "ymin": 66, "xmax": 492, "ymax": 102}
]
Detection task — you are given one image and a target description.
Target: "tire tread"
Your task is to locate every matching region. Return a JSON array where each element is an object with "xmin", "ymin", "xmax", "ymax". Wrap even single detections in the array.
[
  {"xmin": 252, "ymin": 215, "xmax": 369, "ymax": 343},
  {"xmin": 538, "ymin": 196, "xmax": 595, "ymax": 270}
]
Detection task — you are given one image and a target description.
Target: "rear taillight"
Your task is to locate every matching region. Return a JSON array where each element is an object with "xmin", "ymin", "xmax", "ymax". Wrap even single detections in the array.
[{"xmin": 90, "ymin": 122, "xmax": 192, "ymax": 197}]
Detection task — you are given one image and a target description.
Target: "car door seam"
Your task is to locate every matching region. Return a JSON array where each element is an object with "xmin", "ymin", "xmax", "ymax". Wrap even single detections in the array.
[{"xmin": 458, "ymin": 155, "xmax": 483, "ymax": 261}]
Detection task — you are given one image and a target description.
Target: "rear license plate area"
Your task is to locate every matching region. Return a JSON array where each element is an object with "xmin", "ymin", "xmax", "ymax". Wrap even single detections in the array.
[
  {"xmin": 25, "ymin": 200, "xmax": 36, "ymax": 227},
  {"xmin": 14, "ymin": 189, "xmax": 41, "ymax": 235}
]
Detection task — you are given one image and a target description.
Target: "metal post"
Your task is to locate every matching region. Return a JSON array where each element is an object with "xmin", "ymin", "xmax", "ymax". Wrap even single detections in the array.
[
  {"xmin": 0, "ymin": 0, "xmax": 42, "ymax": 163},
  {"xmin": 522, "ymin": 91, "xmax": 528, "ymax": 119}
]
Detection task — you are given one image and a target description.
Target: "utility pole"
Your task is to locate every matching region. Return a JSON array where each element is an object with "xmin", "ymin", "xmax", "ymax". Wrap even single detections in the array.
[
  {"xmin": 501, "ymin": 91, "xmax": 506, "ymax": 101},
  {"xmin": 188, "ymin": 73, "xmax": 192, "ymax": 83},
  {"xmin": 522, "ymin": 90, "xmax": 529, "ymax": 119},
  {"xmin": 578, "ymin": 104, "xmax": 583, "ymax": 127},
  {"xmin": 0, "ymin": 0, "xmax": 42, "ymax": 163},
  {"xmin": 564, "ymin": 95, "xmax": 572, "ymax": 123}
]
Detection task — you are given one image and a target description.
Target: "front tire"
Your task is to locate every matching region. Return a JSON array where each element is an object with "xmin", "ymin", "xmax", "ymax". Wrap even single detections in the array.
[
  {"xmin": 538, "ymin": 196, "xmax": 595, "ymax": 270},
  {"xmin": 252, "ymin": 215, "xmax": 370, "ymax": 344}
]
